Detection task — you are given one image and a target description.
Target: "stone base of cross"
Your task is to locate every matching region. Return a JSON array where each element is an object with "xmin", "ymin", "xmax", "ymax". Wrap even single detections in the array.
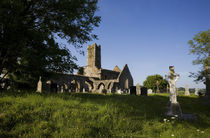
[{"xmin": 165, "ymin": 101, "xmax": 182, "ymax": 116}]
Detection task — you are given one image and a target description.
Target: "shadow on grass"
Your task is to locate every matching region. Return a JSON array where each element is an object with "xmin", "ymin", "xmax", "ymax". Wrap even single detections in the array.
[
  {"xmin": 1, "ymin": 91, "xmax": 210, "ymax": 131},
  {"xmin": 78, "ymin": 93, "xmax": 209, "ymax": 125}
]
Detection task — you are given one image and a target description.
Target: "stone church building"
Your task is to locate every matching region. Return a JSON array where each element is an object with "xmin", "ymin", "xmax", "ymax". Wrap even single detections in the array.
[{"xmin": 43, "ymin": 43, "xmax": 133, "ymax": 93}]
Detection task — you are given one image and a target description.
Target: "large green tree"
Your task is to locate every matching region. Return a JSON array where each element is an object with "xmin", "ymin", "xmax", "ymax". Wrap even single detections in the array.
[
  {"xmin": 188, "ymin": 29, "xmax": 210, "ymax": 82},
  {"xmin": 0, "ymin": 0, "xmax": 100, "ymax": 89},
  {"xmin": 143, "ymin": 74, "xmax": 168, "ymax": 93},
  {"xmin": 188, "ymin": 29, "xmax": 210, "ymax": 95}
]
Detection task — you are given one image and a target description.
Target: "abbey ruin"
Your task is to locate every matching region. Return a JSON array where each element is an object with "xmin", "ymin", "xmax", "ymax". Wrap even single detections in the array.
[{"xmin": 42, "ymin": 43, "xmax": 133, "ymax": 93}]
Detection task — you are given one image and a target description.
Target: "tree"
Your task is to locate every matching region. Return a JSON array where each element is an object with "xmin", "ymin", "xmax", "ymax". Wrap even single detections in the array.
[
  {"xmin": 188, "ymin": 29, "xmax": 210, "ymax": 82},
  {"xmin": 0, "ymin": 0, "xmax": 101, "ymax": 89},
  {"xmin": 143, "ymin": 74, "xmax": 168, "ymax": 93},
  {"xmin": 188, "ymin": 30, "xmax": 210, "ymax": 95}
]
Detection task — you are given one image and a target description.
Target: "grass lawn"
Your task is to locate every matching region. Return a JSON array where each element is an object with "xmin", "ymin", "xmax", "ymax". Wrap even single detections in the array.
[{"xmin": 0, "ymin": 91, "xmax": 210, "ymax": 137}]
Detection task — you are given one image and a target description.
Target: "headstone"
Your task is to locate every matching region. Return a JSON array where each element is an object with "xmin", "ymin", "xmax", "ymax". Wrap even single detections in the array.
[
  {"xmin": 57, "ymin": 85, "xmax": 60, "ymax": 93},
  {"xmin": 61, "ymin": 86, "xmax": 64, "ymax": 93},
  {"xmin": 185, "ymin": 84, "xmax": 190, "ymax": 96},
  {"xmin": 165, "ymin": 66, "xmax": 182, "ymax": 116},
  {"xmin": 130, "ymin": 86, "xmax": 136, "ymax": 95},
  {"xmin": 115, "ymin": 86, "xmax": 119, "ymax": 93},
  {"xmin": 141, "ymin": 87, "xmax": 147, "ymax": 96},
  {"xmin": 64, "ymin": 83, "xmax": 68, "ymax": 91},
  {"xmin": 36, "ymin": 76, "xmax": 42, "ymax": 93},
  {"xmin": 148, "ymin": 89, "xmax": 153, "ymax": 94},
  {"xmin": 46, "ymin": 80, "xmax": 51, "ymax": 92},
  {"xmin": 117, "ymin": 89, "xmax": 122, "ymax": 94},
  {"xmin": 136, "ymin": 83, "xmax": 141, "ymax": 95},
  {"xmin": 76, "ymin": 87, "xmax": 79, "ymax": 93},
  {"xmin": 195, "ymin": 88, "xmax": 199, "ymax": 96}
]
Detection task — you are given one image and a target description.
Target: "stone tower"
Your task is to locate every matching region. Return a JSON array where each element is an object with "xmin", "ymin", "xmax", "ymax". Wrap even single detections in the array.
[{"xmin": 87, "ymin": 43, "xmax": 101, "ymax": 69}]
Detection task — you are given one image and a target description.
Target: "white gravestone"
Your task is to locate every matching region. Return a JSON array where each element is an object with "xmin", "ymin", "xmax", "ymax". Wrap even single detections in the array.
[
  {"xmin": 195, "ymin": 88, "xmax": 199, "ymax": 96},
  {"xmin": 61, "ymin": 86, "xmax": 64, "ymax": 93},
  {"xmin": 117, "ymin": 89, "xmax": 122, "ymax": 94},
  {"xmin": 148, "ymin": 89, "xmax": 153, "ymax": 94}
]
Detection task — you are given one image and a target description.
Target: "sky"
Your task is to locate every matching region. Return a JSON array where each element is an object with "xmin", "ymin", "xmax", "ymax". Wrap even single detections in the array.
[{"xmin": 69, "ymin": 0, "xmax": 210, "ymax": 88}]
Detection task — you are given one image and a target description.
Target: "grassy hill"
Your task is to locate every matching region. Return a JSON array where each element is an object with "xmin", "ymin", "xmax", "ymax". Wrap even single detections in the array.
[{"xmin": 0, "ymin": 92, "xmax": 210, "ymax": 137}]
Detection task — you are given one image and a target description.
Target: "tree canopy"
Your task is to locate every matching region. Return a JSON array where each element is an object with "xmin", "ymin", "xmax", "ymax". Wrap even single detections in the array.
[
  {"xmin": 0, "ymin": 0, "xmax": 101, "ymax": 89},
  {"xmin": 188, "ymin": 29, "xmax": 210, "ymax": 82},
  {"xmin": 143, "ymin": 74, "xmax": 168, "ymax": 93}
]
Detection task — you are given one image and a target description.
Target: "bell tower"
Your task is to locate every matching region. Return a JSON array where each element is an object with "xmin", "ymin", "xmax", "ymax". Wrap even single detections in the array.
[{"xmin": 87, "ymin": 43, "xmax": 101, "ymax": 69}]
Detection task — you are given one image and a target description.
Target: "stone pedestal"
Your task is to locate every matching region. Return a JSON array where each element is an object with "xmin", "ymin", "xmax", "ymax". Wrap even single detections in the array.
[{"xmin": 166, "ymin": 101, "xmax": 182, "ymax": 116}]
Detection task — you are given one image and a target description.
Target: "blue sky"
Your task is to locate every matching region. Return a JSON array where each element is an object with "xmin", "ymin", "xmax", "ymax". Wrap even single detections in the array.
[{"xmin": 70, "ymin": 0, "xmax": 210, "ymax": 88}]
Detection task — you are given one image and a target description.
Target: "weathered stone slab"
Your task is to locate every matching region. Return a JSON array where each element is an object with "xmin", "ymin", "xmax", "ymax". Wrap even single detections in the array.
[
  {"xmin": 179, "ymin": 114, "xmax": 197, "ymax": 121},
  {"xmin": 136, "ymin": 83, "xmax": 141, "ymax": 95}
]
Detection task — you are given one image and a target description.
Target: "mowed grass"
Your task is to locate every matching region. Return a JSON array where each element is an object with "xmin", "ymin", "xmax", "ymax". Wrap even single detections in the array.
[{"xmin": 0, "ymin": 92, "xmax": 210, "ymax": 137}]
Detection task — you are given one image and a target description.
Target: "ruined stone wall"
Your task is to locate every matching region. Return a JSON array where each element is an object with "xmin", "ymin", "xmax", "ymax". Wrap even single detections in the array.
[
  {"xmin": 83, "ymin": 66, "xmax": 101, "ymax": 78},
  {"xmin": 92, "ymin": 79, "xmax": 119, "ymax": 93},
  {"xmin": 118, "ymin": 64, "xmax": 133, "ymax": 91},
  {"xmin": 43, "ymin": 73, "xmax": 95, "ymax": 93},
  {"xmin": 100, "ymin": 69, "xmax": 120, "ymax": 80},
  {"xmin": 40, "ymin": 43, "xmax": 134, "ymax": 94}
]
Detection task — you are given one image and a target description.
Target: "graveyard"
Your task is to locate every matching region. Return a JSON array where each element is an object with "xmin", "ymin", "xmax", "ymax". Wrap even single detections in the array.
[
  {"xmin": 0, "ymin": 91, "xmax": 210, "ymax": 137},
  {"xmin": 0, "ymin": 0, "xmax": 210, "ymax": 137}
]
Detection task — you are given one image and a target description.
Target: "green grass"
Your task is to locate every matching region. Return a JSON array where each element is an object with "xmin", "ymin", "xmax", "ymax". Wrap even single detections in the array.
[{"xmin": 0, "ymin": 92, "xmax": 210, "ymax": 137}]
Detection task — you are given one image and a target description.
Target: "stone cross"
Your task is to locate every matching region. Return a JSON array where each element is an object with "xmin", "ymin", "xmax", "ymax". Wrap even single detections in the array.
[
  {"xmin": 136, "ymin": 83, "xmax": 141, "ymax": 95},
  {"xmin": 185, "ymin": 84, "xmax": 190, "ymax": 96},
  {"xmin": 165, "ymin": 66, "xmax": 180, "ymax": 104},
  {"xmin": 36, "ymin": 76, "xmax": 42, "ymax": 93},
  {"xmin": 165, "ymin": 66, "xmax": 182, "ymax": 116}
]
